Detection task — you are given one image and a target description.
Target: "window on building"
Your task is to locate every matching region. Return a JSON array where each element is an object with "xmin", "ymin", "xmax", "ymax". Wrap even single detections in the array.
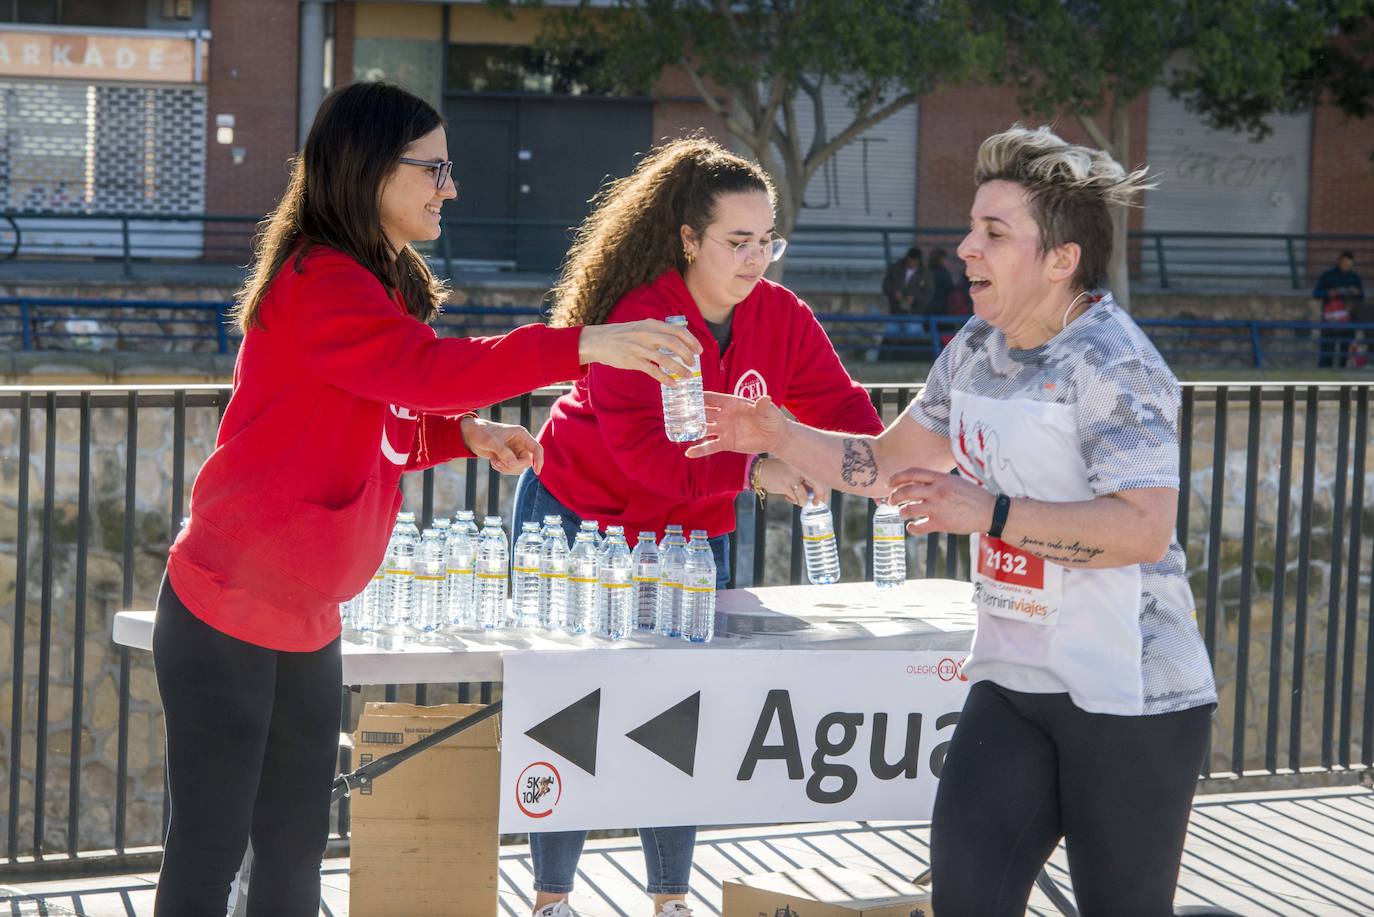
[
  {"xmin": 2, "ymin": 0, "xmax": 145, "ymax": 27},
  {"xmin": 446, "ymin": 44, "xmax": 629, "ymax": 96},
  {"xmin": 161, "ymin": 0, "xmax": 192, "ymax": 20}
]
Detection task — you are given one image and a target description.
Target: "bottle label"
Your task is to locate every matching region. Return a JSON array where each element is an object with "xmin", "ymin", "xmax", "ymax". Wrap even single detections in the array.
[{"xmin": 801, "ymin": 533, "xmax": 835, "ymax": 542}]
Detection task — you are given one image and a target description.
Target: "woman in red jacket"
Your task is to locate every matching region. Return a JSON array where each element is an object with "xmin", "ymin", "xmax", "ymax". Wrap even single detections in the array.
[
  {"xmin": 512, "ymin": 137, "xmax": 884, "ymax": 917},
  {"xmin": 154, "ymin": 82, "xmax": 697, "ymax": 917}
]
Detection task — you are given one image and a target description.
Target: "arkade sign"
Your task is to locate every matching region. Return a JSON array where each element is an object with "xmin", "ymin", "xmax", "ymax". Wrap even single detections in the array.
[
  {"xmin": 0, "ymin": 30, "xmax": 204, "ymax": 83},
  {"xmin": 500, "ymin": 649, "xmax": 972, "ymax": 832}
]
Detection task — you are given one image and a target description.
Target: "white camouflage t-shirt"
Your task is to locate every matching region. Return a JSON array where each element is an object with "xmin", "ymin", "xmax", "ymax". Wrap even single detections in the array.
[{"xmin": 908, "ymin": 293, "xmax": 1217, "ymax": 715}]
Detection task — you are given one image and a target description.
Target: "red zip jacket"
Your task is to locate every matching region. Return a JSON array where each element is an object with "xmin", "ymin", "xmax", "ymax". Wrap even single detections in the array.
[
  {"xmin": 536, "ymin": 269, "xmax": 883, "ymax": 541},
  {"xmin": 168, "ymin": 246, "xmax": 584, "ymax": 651}
]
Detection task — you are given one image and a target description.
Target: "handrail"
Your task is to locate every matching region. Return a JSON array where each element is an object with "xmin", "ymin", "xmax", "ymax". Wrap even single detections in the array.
[
  {"xmin": 3, "ymin": 210, "xmax": 1371, "ymax": 287},
  {"xmin": 5, "ymin": 297, "xmax": 1373, "ymax": 368}
]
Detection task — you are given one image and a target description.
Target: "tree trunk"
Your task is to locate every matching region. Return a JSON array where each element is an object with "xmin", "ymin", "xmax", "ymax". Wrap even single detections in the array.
[
  {"xmin": 1106, "ymin": 103, "xmax": 1132, "ymax": 310},
  {"xmin": 766, "ymin": 173, "xmax": 803, "ymax": 281}
]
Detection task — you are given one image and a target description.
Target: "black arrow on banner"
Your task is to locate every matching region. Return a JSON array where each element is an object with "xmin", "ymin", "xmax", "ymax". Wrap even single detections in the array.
[
  {"xmin": 626, "ymin": 691, "xmax": 701, "ymax": 776},
  {"xmin": 525, "ymin": 688, "xmax": 601, "ymax": 776}
]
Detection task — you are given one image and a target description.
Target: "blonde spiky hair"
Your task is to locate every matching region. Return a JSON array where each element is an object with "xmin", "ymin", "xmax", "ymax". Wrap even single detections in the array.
[{"xmin": 974, "ymin": 125, "xmax": 1157, "ymax": 290}]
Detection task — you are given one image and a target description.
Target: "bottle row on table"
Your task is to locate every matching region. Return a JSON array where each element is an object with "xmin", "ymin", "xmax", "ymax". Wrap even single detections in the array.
[
  {"xmin": 340, "ymin": 497, "xmax": 910, "ymax": 644},
  {"xmin": 341, "ymin": 511, "xmax": 719, "ymax": 642}
]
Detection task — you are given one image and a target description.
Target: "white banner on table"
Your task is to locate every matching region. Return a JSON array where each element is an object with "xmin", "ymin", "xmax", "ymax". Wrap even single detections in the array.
[{"xmin": 499, "ymin": 649, "xmax": 971, "ymax": 832}]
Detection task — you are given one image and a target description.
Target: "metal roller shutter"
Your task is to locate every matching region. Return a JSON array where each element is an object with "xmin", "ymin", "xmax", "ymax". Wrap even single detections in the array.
[
  {"xmin": 1143, "ymin": 86, "xmax": 1311, "ymax": 284},
  {"xmin": 780, "ymin": 80, "xmax": 918, "ymax": 274},
  {"xmin": 0, "ymin": 78, "xmax": 207, "ymax": 258}
]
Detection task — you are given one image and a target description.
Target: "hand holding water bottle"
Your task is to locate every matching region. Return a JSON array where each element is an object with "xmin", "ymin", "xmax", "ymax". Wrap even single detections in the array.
[
  {"xmin": 578, "ymin": 319, "xmax": 701, "ymax": 386},
  {"xmin": 752, "ymin": 456, "xmax": 814, "ymax": 506}
]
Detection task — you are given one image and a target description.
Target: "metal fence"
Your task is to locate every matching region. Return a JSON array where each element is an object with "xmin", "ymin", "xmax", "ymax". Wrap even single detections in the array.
[
  {"xmin": 1, "ymin": 382, "xmax": 1372, "ymax": 876},
  {"xmin": 6, "ymin": 297, "xmax": 1374, "ymax": 370},
  {"xmin": 3, "ymin": 211, "xmax": 1371, "ymax": 290}
]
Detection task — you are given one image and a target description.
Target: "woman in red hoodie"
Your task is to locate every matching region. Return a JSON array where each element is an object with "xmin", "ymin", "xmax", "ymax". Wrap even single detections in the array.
[
  {"xmin": 512, "ymin": 138, "xmax": 883, "ymax": 917},
  {"xmin": 154, "ymin": 82, "xmax": 697, "ymax": 917}
]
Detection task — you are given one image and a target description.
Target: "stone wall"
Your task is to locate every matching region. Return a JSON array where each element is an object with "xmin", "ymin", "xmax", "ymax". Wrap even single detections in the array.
[{"xmin": 1, "ymin": 387, "xmax": 1370, "ymax": 853}]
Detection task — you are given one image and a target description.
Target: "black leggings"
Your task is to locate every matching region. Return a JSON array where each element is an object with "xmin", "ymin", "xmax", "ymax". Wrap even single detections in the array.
[
  {"xmin": 152, "ymin": 577, "xmax": 342, "ymax": 917},
  {"xmin": 930, "ymin": 681, "xmax": 1212, "ymax": 917}
]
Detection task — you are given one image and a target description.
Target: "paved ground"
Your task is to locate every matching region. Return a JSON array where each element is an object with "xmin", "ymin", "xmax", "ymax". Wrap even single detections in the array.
[{"xmin": 2, "ymin": 785, "xmax": 1372, "ymax": 916}]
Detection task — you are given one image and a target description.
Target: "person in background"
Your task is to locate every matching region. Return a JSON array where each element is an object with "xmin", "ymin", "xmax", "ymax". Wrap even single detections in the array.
[
  {"xmin": 1312, "ymin": 250, "xmax": 1365, "ymax": 368},
  {"xmin": 926, "ymin": 247, "xmax": 956, "ymax": 315},
  {"xmin": 152, "ymin": 81, "xmax": 697, "ymax": 917},
  {"xmin": 883, "ymin": 245, "xmax": 929, "ymax": 314},
  {"xmin": 512, "ymin": 136, "xmax": 884, "ymax": 917}
]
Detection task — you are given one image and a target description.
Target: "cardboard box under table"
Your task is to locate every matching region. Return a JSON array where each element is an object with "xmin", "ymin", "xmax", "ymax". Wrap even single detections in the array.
[
  {"xmin": 349, "ymin": 703, "xmax": 501, "ymax": 916},
  {"xmin": 723, "ymin": 866, "xmax": 933, "ymax": 917}
]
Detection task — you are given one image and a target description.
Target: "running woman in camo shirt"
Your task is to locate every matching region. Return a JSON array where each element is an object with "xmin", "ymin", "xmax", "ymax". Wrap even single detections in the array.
[{"xmin": 689, "ymin": 125, "xmax": 1217, "ymax": 916}]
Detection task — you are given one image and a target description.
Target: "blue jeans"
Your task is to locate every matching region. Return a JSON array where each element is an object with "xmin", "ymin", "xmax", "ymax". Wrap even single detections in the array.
[{"xmin": 511, "ymin": 468, "xmax": 728, "ymax": 895}]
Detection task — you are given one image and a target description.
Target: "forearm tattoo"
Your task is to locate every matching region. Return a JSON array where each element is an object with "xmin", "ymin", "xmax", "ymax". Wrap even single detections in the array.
[
  {"xmin": 1016, "ymin": 535, "xmax": 1105, "ymax": 565},
  {"xmin": 840, "ymin": 438, "xmax": 879, "ymax": 488}
]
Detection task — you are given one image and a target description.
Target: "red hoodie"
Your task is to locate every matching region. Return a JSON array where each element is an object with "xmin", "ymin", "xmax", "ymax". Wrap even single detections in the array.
[
  {"xmin": 536, "ymin": 270, "xmax": 883, "ymax": 541},
  {"xmin": 168, "ymin": 246, "xmax": 584, "ymax": 652}
]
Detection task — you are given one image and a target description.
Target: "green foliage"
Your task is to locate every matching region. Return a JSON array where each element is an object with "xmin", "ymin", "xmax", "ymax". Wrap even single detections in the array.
[
  {"xmin": 973, "ymin": 0, "xmax": 1373, "ymax": 141},
  {"xmin": 526, "ymin": 0, "xmax": 986, "ymax": 104}
]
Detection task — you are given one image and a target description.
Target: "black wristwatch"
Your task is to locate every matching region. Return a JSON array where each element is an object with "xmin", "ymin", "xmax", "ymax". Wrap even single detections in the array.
[{"xmin": 987, "ymin": 493, "xmax": 1012, "ymax": 540}]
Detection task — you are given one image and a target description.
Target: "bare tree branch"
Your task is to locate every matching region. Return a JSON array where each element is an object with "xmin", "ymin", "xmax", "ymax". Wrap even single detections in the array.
[
  {"xmin": 806, "ymin": 89, "xmax": 908, "ymax": 182},
  {"xmin": 1077, "ymin": 113, "xmax": 1111, "ymax": 152}
]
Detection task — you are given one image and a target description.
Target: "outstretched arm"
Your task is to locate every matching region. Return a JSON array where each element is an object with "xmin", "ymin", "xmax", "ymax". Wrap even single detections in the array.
[{"xmin": 686, "ymin": 393, "xmax": 953, "ymax": 499}]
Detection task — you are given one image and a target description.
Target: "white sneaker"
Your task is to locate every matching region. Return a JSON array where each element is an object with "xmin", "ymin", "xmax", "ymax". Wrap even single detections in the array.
[
  {"xmin": 534, "ymin": 902, "xmax": 575, "ymax": 917},
  {"xmin": 654, "ymin": 902, "xmax": 694, "ymax": 917}
]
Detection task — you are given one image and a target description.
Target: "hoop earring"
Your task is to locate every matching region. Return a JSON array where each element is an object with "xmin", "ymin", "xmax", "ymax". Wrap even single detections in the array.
[
  {"xmin": 684, "ymin": 249, "xmax": 695, "ymax": 266},
  {"xmin": 1061, "ymin": 290, "xmax": 1091, "ymax": 331}
]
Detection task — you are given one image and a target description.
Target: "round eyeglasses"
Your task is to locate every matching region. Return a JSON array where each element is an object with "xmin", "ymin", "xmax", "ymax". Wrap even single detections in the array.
[
  {"xmin": 398, "ymin": 157, "xmax": 455, "ymax": 192},
  {"xmin": 704, "ymin": 234, "xmax": 788, "ymax": 264}
]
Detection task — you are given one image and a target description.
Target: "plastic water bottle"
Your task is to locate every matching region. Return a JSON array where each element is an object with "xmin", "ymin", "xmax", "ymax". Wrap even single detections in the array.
[
  {"xmin": 475, "ymin": 516, "xmax": 509, "ymax": 629},
  {"xmin": 599, "ymin": 528, "xmax": 634, "ymax": 639},
  {"xmin": 444, "ymin": 520, "xmax": 476, "ymax": 628},
  {"xmin": 801, "ymin": 497, "xmax": 841, "ymax": 585},
  {"xmin": 412, "ymin": 528, "xmax": 447, "ymax": 632},
  {"xmin": 539, "ymin": 516, "xmax": 569, "ymax": 629},
  {"xmin": 682, "ymin": 530, "xmax": 717, "ymax": 643},
  {"xmin": 384, "ymin": 512, "xmax": 420, "ymax": 626},
  {"xmin": 354, "ymin": 560, "xmax": 385, "ymax": 632},
  {"xmin": 657, "ymin": 527, "xmax": 688, "ymax": 636},
  {"xmin": 660, "ymin": 524, "xmax": 684, "ymax": 551},
  {"xmin": 660, "ymin": 315, "xmax": 706, "ymax": 442},
  {"xmin": 872, "ymin": 500, "xmax": 906, "ymax": 588},
  {"xmin": 567, "ymin": 530, "xmax": 600, "ymax": 634},
  {"xmin": 432, "ymin": 516, "xmax": 451, "ymax": 537},
  {"xmin": 579, "ymin": 519, "xmax": 603, "ymax": 549},
  {"xmin": 453, "ymin": 509, "xmax": 479, "ymax": 537},
  {"xmin": 512, "ymin": 521, "xmax": 544, "ymax": 628},
  {"xmin": 632, "ymin": 532, "xmax": 660, "ymax": 631}
]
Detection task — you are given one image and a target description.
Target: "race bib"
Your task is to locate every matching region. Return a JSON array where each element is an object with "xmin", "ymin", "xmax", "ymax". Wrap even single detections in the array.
[{"xmin": 973, "ymin": 534, "xmax": 1063, "ymax": 627}]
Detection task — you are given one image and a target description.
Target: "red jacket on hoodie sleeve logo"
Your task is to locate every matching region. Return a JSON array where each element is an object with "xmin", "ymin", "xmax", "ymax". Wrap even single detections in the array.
[{"xmin": 381, "ymin": 403, "xmax": 418, "ymax": 466}]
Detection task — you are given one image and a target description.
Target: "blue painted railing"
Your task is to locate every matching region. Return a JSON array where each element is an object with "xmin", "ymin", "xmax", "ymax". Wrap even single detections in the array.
[{"xmin": 3, "ymin": 297, "xmax": 1372, "ymax": 370}]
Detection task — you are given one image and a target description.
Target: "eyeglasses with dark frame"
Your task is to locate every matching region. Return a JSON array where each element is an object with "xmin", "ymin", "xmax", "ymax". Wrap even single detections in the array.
[{"xmin": 398, "ymin": 157, "xmax": 455, "ymax": 192}]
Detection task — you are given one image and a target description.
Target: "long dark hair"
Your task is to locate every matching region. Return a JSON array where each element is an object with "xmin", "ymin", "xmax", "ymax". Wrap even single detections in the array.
[
  {"xmin": 232, "ymin": 81, "xmax": 449, "ymax": 332},
  {"xmin": 548, "ymin": 137, "xmax": 775, "ymax": 328}
]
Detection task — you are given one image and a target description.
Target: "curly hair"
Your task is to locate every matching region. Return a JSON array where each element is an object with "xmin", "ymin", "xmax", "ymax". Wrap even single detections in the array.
[
  {"xmin": 548, "ymin": 137, "xmax": 775, "ymax": 328},
  {"xmin": 975, "ymin": 124, "xmax": 1156, "ymax": 291}
]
